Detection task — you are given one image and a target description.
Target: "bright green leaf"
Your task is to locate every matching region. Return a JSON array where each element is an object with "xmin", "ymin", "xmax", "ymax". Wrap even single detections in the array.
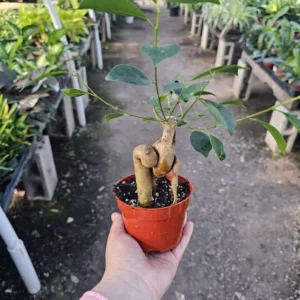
[
  {"xmin": 106, "ymin": 64, "xmax": 151, "ymax": 86},
  {"xmin": 172, "ymin": 73, "xmax": 180, "ymax": 82},
  {"xmin": 0, "ymin": 42, "xmax": 8, "ymax": 58},
  {"xmin": 204, "ymin": 100, "xmax": 236, "ymax": 135},
  {"xmin": 105, "ymin": 113, "xmax": 124, "ymax": 121},
  {"xmin": 146, "ymin": 96, "xmax": 159, "ymax": 106},
  {"xmin": 281, "ymin": 113, "xmax": 300, "ymax": 132},
  {"xmin": 209, "ymin": 135, "xmax": 226, "ymax": 161},
  {"xmin": 254, "ymin": 119, "xmax": 286, "ymax": 153},
  {"xmin": 159, "ymin": 95, "xmax": 168, "ymax": 103},
  {"xmin": 61, "ymin": 88, "xmax": 87, "ymax": 97},
  {"xmin": 221, "ymin": 100, "xmax": 246, "ymax": 108},
  {"xmin": 192, "ymin": 65, "xmax": 247, "ymax": 81},
  {"xmin": 163, "ymin": 82, "xmax": 184, "ymax": 95},
  {"xmin": 190, "ymin": 131, "xmax": 212, "ymax": 157},
  {"xmin": 141, "ymin": 44, "xmax": 181, "ymax": 67},
  {"xmin": 182, "ymin": 82, "xmax": 208, "ymax": 101},
  {"xmin": 79, "ymin": 0, "xmax": 148, "ymax": 19},
  {"xmin": 49, "ymin": 28, "xmax": 69, "ymax": 45}
]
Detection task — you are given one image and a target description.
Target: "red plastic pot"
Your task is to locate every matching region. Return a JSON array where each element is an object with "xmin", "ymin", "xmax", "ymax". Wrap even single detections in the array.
[
  {"xmin": 114, "ymin": 174, "xmax": 194, "ymax": 252},
  {"xmin": 274, "ymin": 68, "xmax": 285, "ymax": 78},
  {"xmin": 263, "ymin": 61, "xmax": 273, "ymax": 69}
]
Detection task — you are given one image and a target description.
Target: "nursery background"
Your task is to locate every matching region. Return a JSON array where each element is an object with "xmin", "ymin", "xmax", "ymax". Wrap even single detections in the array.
[{"xmin": 0, "ymin": 0, "xmax": 300, "ymax": 299}]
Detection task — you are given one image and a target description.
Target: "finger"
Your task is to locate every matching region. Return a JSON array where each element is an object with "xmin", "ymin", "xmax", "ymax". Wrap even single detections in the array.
[
  {"xmin": 109, "ymin": 212, "xmax": 125, "ymax": 236},
  {"xmin": 172, "ymin": 221, "xmax": 194, "ymax": 263},
  {"xmin": 183, "ymin": 212, "xmax": 187, "ymax": 226}
]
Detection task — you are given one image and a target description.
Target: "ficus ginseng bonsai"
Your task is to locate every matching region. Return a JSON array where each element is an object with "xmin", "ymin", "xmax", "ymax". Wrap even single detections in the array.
[{"xmin": 33, "ymin": 0, "xmax": 300, "ymax": 251}]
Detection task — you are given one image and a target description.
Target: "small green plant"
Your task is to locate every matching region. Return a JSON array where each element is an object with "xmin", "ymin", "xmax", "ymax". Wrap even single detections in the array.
[
  {"xmin": 0, "ymin": 95, "xmax": 35, "ymax": 186},
  {"xmin": 38, "ymin": 0, "xmax": 300, "ymax": 208}
]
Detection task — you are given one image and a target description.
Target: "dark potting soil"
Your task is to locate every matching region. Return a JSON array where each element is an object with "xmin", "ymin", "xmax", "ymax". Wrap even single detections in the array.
[{"xmin": 114, "ymin": 177, "xmax": 190, "ymax": 208}]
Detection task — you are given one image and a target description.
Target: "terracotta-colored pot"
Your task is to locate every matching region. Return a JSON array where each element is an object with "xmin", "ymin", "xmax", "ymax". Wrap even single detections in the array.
[
  {"xmin": 263, "ymin": 61, "xmax": 273, "ymax": 69},
  {"xmin": 114, "ymin": 174, "xmax": 194, "ymax": 252},
  {"xmin": 274, "ymin": 68, "xmax": 285, "ymax": 78}
]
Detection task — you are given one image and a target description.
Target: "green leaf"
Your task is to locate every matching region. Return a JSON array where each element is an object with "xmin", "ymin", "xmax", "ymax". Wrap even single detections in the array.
[
  {"xmin": 172, "ymin": 73, "xmax": 180, "ymax": 82},
  {"xmin": 61, "ymin": 89, "xmax": 87, "ymax": 97},
  {"xmin": 176, "ymin": 0, "xmax": 220, "ymax": 3},
  {"xmin": 7, "ymin": 21, "xmax": 21, "ymax": 36},
  {"xmin": 106, "ymin": 64, "xmax": 151, "ymax": 86},
  {"xmin": 163, "ymin": 82, "xmax": 184, "ymax": 95},
  {"xmin": 221, "ymin": 100, "xmax": 246, "ymax": 108},
  {"xmin": 209, "ymin": 135, "xmax": 226, "ymax": 161},
  {"xmin": 182, "ymin": 82, "xmax": 208, "ymax": 101},
  {"xmin": 141, "ymin": 44, "xmax": 181, "ymax": 67},
  {"xmin": 204, "ymin": 100, "xmax": 236, "ymax": 135},
  {"xmin": 142, "ymin": 117, "xmax": 158, "ymax": 122},
  {"xmin": 0, "ymin": 42, "xmax": 8, "ymax": 58},
  {"xmin": 194, "ymin": 91, "xmax": 216, "ymax": 97},
  {"xmin": 253, "ymin": 119, "xmax": 286, "ymax": 153},
  {"xmin": 48, "ymin": 28, "xmax": 69, "ymax": 45},
  {"xmin": 176, "ymin": 120, "xmax": 187, "ymax": 127},
  {"xmin": 22, "ymin": 25, "xmax": 39, "ymax": 40},
  {"xmin": 190, "ymin": 131, "xmax": 212, "ymax": 157},
  {"xmin": 79, "ymin": 0, "xmax": 148, "ymax": 19},
  {"xmin": 105, "ymin": 113, "xmax": 124, "ymax": 121},
  {"xmin": 281, "ymin": 113, "xmax": 300, "ymax": 132},
  {"xmin": 192, "ymin": 65, "xmax": 247, "ymax": 81},
  {"xmin": 146, "ymin": 96, "xmax": 159, "ymax": 106},
  {"xmin": 9, "ymin": 36, "xmax": 23, "ymax": 60}
]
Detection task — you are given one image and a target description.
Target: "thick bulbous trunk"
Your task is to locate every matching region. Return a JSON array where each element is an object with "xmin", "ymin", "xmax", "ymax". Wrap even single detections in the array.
[{"xmin": 133, "ymin": 121, "xmax": 180, "ymax": 207}]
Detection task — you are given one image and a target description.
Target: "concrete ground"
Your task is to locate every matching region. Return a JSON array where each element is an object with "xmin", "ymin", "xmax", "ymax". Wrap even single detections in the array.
[{"xmin": 1, "ymin": 9, "xmax": 300, "ymax": 300}]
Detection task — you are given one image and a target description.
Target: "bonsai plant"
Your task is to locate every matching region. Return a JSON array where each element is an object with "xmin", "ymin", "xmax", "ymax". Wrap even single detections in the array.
[{"xmin": 36, "ymin": 0, "xmax": 300, "ymax": 252}]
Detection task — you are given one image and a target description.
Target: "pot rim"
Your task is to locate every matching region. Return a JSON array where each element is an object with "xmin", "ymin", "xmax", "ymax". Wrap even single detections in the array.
[{"xmin": 114, "ymin": 173, "xmax": 194, "ymax": 211}]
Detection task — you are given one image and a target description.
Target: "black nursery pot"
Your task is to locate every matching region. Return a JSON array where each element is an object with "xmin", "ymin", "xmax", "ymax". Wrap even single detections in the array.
[{"xmin": 170, "ymin": 6, "xmax": 180, "ymax": 17}]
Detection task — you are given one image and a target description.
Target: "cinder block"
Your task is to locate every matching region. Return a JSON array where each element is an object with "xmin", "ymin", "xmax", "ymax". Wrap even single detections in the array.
[
  {"xmin": 215, "ymin": 37, "xmax": 235, "ymax": 67},
  {"xmin": 191, "ymin": 12, "xmax": 203, "ymax": 36},
  {"xmin": 200, "ymin": 23, "xmax": 210, "ymax": 50},
  {"xmin": 232, "ymin": 59, "xmax": 250, "ymax": 99},
  {"xmin": 77, "ymin": 66, "xmax": 90, "ymax": 109},
  {"xmin": 265, "ymin": 102, "xmax": 300, "ymax": 153},
  {"xmin": 23, "ymin": 136, "xmax": 58, "ymax": 201}
]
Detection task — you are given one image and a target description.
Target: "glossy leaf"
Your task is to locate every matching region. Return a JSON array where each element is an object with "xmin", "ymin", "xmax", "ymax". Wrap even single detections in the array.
[
  {"xmin": 182, "ymin": 82, "xmax": 208, "ymax": 101},
  {"xmin": 209, "ymin": 135, "xmax": 226, "ymax": 161},
  {"xmin": 254, "ymin": 119, "xmax": 286, "ymax": 153},
  {"xmin": 49, "ymin": 28, "xmax": 69, "ymax": 45},
  {"xmin": 192, "ymin": 65, "xmax": 247, "ymax": 81},
  {"xmin": 204, "ymin": 100, "xmax": 236, "ymax": 135},
  {"xmin": 79, "ymin": 0, "xmax": 148, "ymax": 19},
  {"xmin": 281, "ymin": 113, "xmax": 300, "ymax": 132},
  {"xmin": 61, "ymin": 88, "xmax": 87, "ymax": 97},
  {"xmin": 141, "ymin": 44, "xmax": 181, "ymax": 67},
  {"xmin": 22, "ymin": 25, "xmax": 39, "ymax": 40},
  {"xmin": 190, "ymin": 131, "xmax": 212, "ymax": 157},
  {"xmin": 163, "ymin": 82, "xmax": 184, "ymax": 95},
  {"xmin": 221, "ymin": 100, "xmax": 246, "ymax": 108},
  {"xmin": 106, "ymin": 64, "xmax": 151, "ymax": 86},
  {"xmin": 105, "ymin": 113, "xmax": 124, "ymax": 121},
  {"xmin": 176, "ymin": 0, "xmax": 220, "ymax": 3}
]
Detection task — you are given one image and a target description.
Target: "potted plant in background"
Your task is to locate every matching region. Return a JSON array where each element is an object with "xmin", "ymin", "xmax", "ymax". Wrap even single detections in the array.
[
  {"xmin": 167, "ymin": 1, "xmax": 181, "ymax": 17},
  {"xmin": 54, "ymin": 0, "xmax": 300, "ymax": 252}
]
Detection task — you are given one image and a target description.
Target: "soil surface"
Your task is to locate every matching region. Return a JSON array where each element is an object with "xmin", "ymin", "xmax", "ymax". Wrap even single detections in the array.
[
  {"xmin": 1, "ymin": 6, "xmax": 300, "ymax": 300},
  {"xmin": 115, "ymin": 177, "xmax": 190, "ymax": 208}
]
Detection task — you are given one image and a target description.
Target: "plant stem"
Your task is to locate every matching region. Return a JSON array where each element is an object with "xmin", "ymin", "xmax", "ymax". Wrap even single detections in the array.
[
  {"xmin": 181, "ymin": 98, "xmax": 198, "ymax": 120},
  {"xmin": 236, "ymin": 96, "xmax": 300, "ymax": 123},
  {"xmin": 153, "ymin": 2, "xmax": 166, "ymax": 121},
  {"xmin": 74, "ymin": 73, "xmax": 159, "ymax": 122}
]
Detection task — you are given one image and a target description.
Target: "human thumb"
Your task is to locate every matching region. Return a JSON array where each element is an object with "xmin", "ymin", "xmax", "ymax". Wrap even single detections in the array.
[{"xmin": 109, "ymin": 212, "xmax": 125, "ymax": 236}]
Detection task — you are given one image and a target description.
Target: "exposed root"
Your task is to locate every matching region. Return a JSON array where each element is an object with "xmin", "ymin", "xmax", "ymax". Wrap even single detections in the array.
[
  {"xmin": 133, "ymin": 144, "xmax": 158, "ymax": 207},
  {"xmin": 171, "ymin": 157, "xmax": 181, "ymax": 205}
]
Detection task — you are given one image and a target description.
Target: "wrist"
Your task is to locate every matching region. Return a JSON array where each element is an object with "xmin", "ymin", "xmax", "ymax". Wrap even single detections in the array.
[{"xmin": 93, "ymin": 270, "xmax": 158, "ymax": 300}]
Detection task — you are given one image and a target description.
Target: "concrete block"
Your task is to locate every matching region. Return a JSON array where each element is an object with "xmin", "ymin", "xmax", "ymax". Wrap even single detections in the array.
[
  {"xmin": 215, "ymin": 37, "xmax": 235, "ymax": 67},
  {"xmin": 191, "ymin": 12, "xmax": 202, "ymax": 36},
  {"xmin": 232, "ymin": 59, "xmax": 251, "ymax": 99},
  {"xmin": 77, "ymin": 66, "xmax": 90, "ymax": 109},
  {"xmin": 200, "ymin": 23, "xmax": 210, "ymax": 50},
  {"xmin": 23, "ymin": 136, "xmax": 58, "ymax": 201}
]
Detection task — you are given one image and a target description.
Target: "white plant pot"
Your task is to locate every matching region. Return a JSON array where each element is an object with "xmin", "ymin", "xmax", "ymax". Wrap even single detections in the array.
[{"xmin": 125, "ymin": 16, "xmax": 134, "ymax": 24}]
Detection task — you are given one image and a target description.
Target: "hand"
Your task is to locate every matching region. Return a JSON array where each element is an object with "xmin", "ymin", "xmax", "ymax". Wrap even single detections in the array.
[{"xmin": 92, "ymin": 212, "xmax": 194, "ymax": 300}]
